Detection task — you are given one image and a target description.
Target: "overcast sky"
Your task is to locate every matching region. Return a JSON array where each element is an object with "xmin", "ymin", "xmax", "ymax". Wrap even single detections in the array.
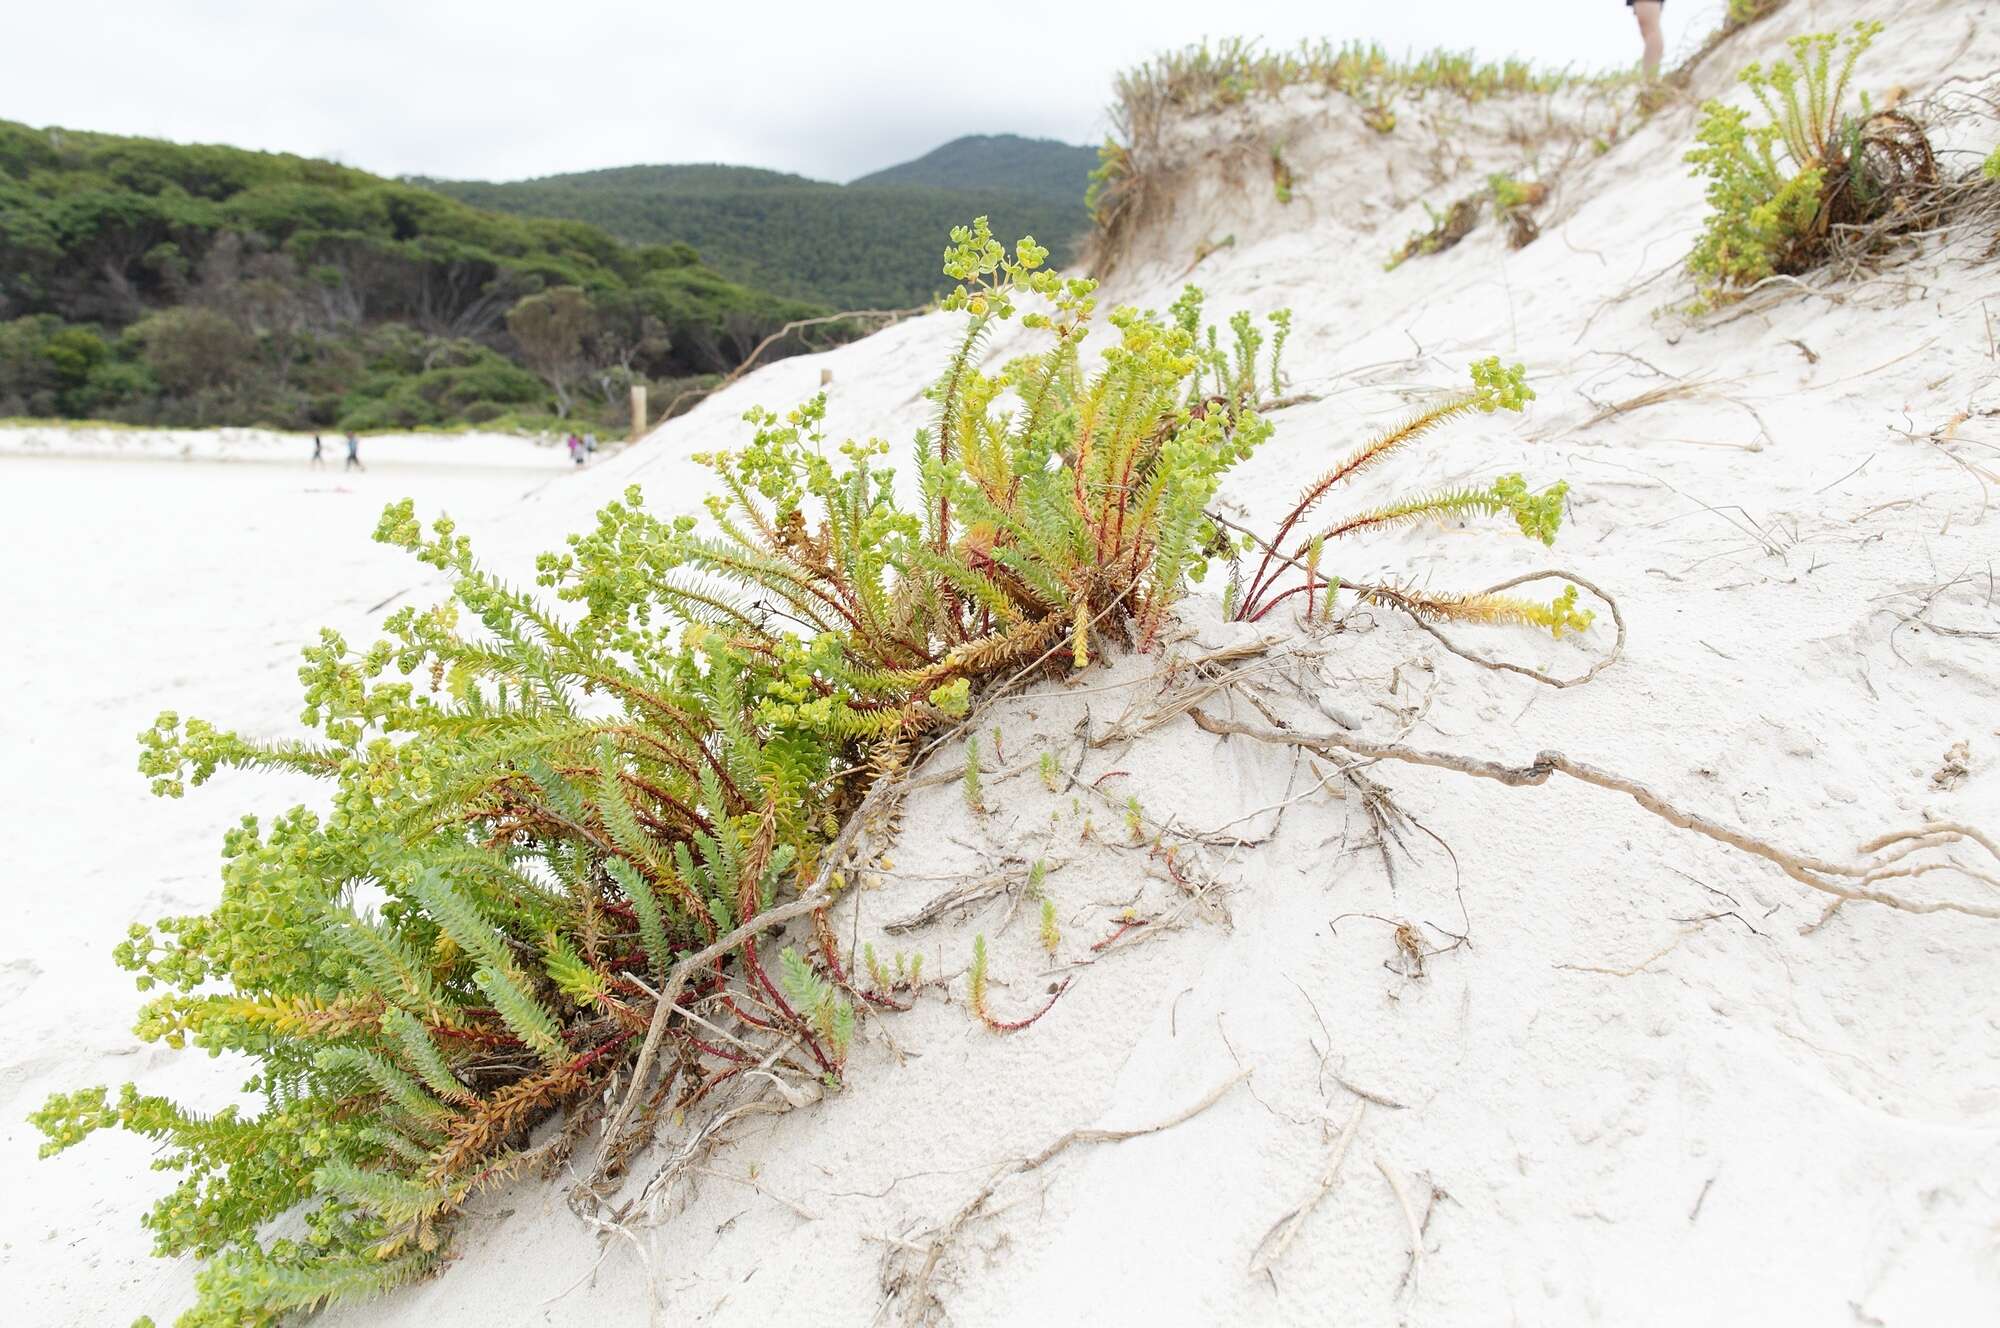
[{"xmin": 9, "ymin": 2, "xmax": 1712, "ymax": 183}]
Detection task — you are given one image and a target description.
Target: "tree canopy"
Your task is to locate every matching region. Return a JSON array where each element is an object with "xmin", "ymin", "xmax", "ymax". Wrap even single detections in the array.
[{"xmin": 0, "ymin": 120, "xmax": 833, "ymax": 431}]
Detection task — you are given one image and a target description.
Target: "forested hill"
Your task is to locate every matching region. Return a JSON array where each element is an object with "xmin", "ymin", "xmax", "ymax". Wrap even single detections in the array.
[
  {"xmin": 0, "ymin": 119, "xmax": 830, "ymax": 432},
  {"xmin": 849, "ymin": 134, "xmax": 1098, "ymax": 201},
  {"xmin": 425, "ymin": 136, "xmax": 1095, "ymax": 310}
]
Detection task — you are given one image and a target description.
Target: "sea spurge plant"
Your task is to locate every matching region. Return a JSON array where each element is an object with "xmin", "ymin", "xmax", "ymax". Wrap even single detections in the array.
[
  {"xmin": 777, "ymin": 947, "xmax": 856, "ymax": 1064},
  {"xmin": 1231, "ymin": 357, "xmax": 1588, "ymax": 633},
  {"xmin": 966, "ymin": 934, "xmax": 1067, "ymax": 1033},
  {"xmin": 37, "ymin": 216, "xmax": 1585, "ymax": 1324},
  {"xmin": 962, "ymin": 734, "xmax": 985, "ymax": 811},
  {"xmin": 1685, "ymin": 22, "xmax": 1933, "ymax": 307},
  {"xmin": 32, "ymin": 218, "xmax": 1311, "ymax": 1326}
]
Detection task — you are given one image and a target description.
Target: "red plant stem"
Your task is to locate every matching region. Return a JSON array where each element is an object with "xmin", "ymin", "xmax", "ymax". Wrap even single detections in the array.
[
  {"xmin": 688, "ymin": 1063, "xmax": 746, "ymax": 1107},
  {"xmin": 1245, "ymin": 578, "xmax": 1346, "ymax": 623},
  {"xmin": 569, "ymin": 1030, "xmax": 637, "ymax": 1073},
  {"xmin": 713, "ymin": 955, "xmax": 776, "ymax": 1029},
  {"xmin": 431, "ymin": 1023, "xmax": 524, "ymax": 1049},
  {"xmin": 617, "ymin": 771, "xmax": 711, "ymax": 839},
  {"xmin": 1108, "ymin": 444, "xmax": 1142, "ymax": 560},
  {"xmin": 1238, "ymin": 487, "xmax": 1330, "ymax": 617},
  {"xmin": 741, "ymin": 933, "xmax": 836, "ymax": 1075},
  {"xmin": 686, "ymin": 1034, "xmax": 753, "ymax": 1065},
  {"xmin": 982, "ymin": 976, "xmax": 1073, "ymax": 1032},
  {"xmin": 1091, "ymin": 919, "xmax": 1149, "ymax": 952},
  {"xmin": 812, "ymin": 907, "xmax": 908, "ymax": 1011},
  {"xmin": 717, "ymin": 989, "xmax": 777, "ymax": 1030},
  {"xmin": 1151, "ymin": 842, "xmax": 1193, "ymax": 890}
]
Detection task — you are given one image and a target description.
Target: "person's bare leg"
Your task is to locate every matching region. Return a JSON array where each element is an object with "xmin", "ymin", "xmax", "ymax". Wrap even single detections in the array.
[{"xmin": 1633, "ymin": 1, "xmax": 1665, "ymax": 79}]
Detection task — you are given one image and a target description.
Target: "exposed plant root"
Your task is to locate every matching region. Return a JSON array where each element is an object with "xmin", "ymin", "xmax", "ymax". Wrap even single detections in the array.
[
  {"xmin": 1555, "ymin": 933, "xmax": 1690, "ymax": 977},
  {"xmin": 632, "ymin": 1084, "xmax": 805, "ymax": 1225},
  {"xmin": 1376, "ymin": 1156, "xmax": 1425, "ymax": 1300},
  {"xmin": 1187, "ymin": 709, "xmax": 2000, "ymax": 920},
  {"xmin": 880, "ymin": 1066, "xmax": 1253, "ymax": 1325},
  {"xmin": 1248, "ymin": 1098, "xmax": 1366, "ymax": 1283}
]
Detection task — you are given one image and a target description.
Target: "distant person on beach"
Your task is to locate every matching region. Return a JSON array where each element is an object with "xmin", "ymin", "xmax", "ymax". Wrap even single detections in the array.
[
  {"xmin": 310, "ymin": 434, "xmax": 325, "ymax": 469},
  {"xmin": 567, "ymin": 432, "xmax": 584, "ymax": 467},
  {"xmin": 584, "ymin": 432, "xmax": 597, "ymax": 459},
  {"xmin": 344, "ymin": 432, "xmax": 364, "ymax": 472},
  {"xmin": 1628, "ymin": 0, "xmax": 1665, "ymax": 79}
]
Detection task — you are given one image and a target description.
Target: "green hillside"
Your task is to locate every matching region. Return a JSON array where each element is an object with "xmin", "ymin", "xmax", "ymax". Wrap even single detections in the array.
[
  {"xmin": 426, "ymin": 136, "xmax": 1095, "ymax": 310},
  {"xmin": 850, "ymin": 134, "xmax": 1097, "ymax": 201},
  {"xmin": 0, "ymin": 120, "xmax": 832, "ymax": 432}
]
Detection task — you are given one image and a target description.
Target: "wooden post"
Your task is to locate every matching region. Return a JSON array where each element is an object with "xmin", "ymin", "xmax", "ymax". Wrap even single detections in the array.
[
  {"xmin": 819, "ymin": 368, "xmax": 833, "ymax": 387},
  {"xmin": 629, "ymin": 383, "xmax": 647, "ymax": 442}
]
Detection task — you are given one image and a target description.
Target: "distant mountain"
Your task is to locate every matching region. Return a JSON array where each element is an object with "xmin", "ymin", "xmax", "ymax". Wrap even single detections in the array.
[
  {"xmin": 426, "ymin": 135, "xmax": 1097, "ymax": 311},
  {"xmin": 850, "ymin": 134, "xmax": 1099, "ymax": 203}
]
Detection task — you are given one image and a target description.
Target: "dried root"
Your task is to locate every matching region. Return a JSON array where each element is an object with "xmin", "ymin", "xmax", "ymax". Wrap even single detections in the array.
[
  {"xmin": 880, "ymin": 1067, "xmax": 1252, "ymax": 1325},
  {"xmin": 1189, "ymin": 709, "xmax": 2000, "ymax": 920}
]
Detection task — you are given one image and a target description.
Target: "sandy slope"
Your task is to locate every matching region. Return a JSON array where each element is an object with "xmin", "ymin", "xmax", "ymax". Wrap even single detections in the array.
[{"xmin": 11, "ymin": 0, "xmax": 2000, "ymax": 1322}]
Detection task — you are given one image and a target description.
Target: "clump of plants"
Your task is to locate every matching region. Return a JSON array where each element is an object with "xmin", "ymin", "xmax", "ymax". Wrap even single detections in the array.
[
  {"xmin": 1270, "ymin": 145, "xmax": 1296, "ymax": 204},
  {"xmin": 1488, "ymin": 172, "xmax": 1548, "ymax": 248},
  {"xmin": 1684, "ymin": 22, "xmax": 1938, "ymax": 308},
  {"xmin": 31, "ymin": 214, "xmax": 1566, "ymax": 1325},
  {"xmin": 1725, "ymin": 0, "xmax": 1785, "ymax": 33},
  {"xmin": 1385, "ymin": 193, "xmax": 1485, "ymax": 269}
]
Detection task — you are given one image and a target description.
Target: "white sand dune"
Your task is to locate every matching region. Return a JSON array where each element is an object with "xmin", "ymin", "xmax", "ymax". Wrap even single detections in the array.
[{"xmin": 7, "ymin": 1, "xmax": 1998, "ymax": 1322}]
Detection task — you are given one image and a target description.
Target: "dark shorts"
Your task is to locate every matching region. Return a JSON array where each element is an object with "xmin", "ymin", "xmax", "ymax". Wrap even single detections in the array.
[{"xmin": 1627, "ymin": 0, "xmax": 1661, "ymax": 6}]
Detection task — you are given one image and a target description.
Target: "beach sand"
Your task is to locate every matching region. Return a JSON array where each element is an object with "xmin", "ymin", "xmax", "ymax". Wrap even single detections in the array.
[{"xmin": 9, "ymin": 1, "xmax": 1999, "ymax": 1321}]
